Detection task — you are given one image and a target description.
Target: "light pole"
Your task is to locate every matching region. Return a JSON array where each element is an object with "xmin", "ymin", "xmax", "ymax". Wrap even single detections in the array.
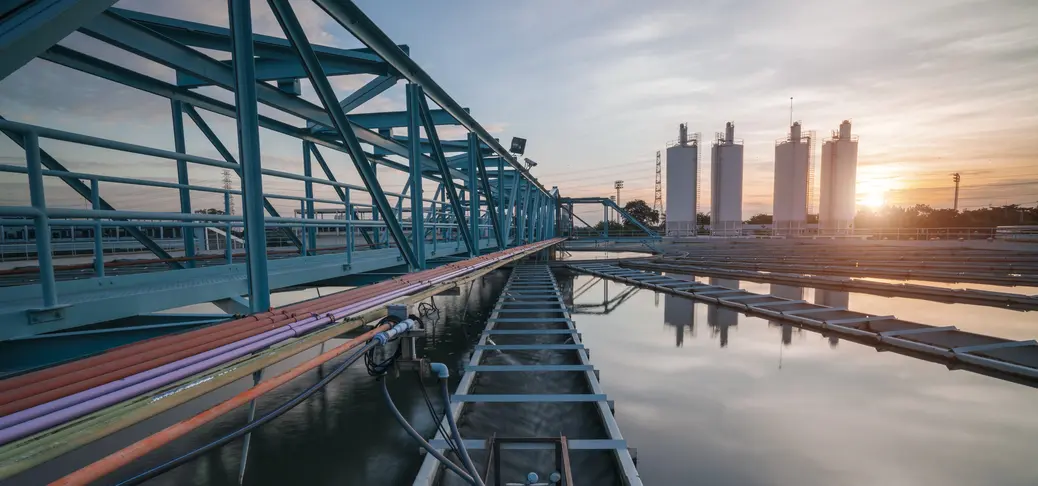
[
  {"xmin": 952, "ymin": 173, "xmax": 961, "ymax": 211},
  {"xmin": 614, "ymin": 180, "xmax": 624, "ymax": 207}
]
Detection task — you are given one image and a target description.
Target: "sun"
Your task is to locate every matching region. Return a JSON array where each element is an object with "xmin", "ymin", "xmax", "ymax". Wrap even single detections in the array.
[
  {"xmin": 861, "ymin": 189, "xmax": 886, "ymax": 209},
  {"xmin": 858, "ymin": 178, "xmax": 896, "ymax": 209}
]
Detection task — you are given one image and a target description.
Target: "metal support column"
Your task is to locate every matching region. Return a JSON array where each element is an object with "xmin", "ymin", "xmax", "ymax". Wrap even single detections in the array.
[
  {"xmin": 474, "ymin": 146, "xmax": 503, "ymax": 250},
  {"xmin": 520, "ymin": 180, "xmax": 533, "ymax": 244},
  {"xmin": 406, "ymin": 83, "xmax": 426, "ymax": 269},
  {"xmin": 497, "ymin": 157, "xmax": 504, "ymax": 241},
  {"xmin": 302, "ymin": 141, "xmax": 316, "ymax": 254},
  {"xmin": 26, "ymin": 132, "xmax": 57, "ymax": 308},
  {"xmin": 467, "ymin": 133, "xmax": 480, "ymax": 255},
  {"xmin": 506, "ymin": 172, "xmax": 520, "ymax": 245},
  {"xmin": 229, "ymin": 0, "xmax": 270, "ymax": 312},
  {"xmin": 90, "ymin": 179, "xmax": 104, "ymax": 278},
  {"xmin": 170, "ymin": 100, "xmax": 195, "ymax": 267}
]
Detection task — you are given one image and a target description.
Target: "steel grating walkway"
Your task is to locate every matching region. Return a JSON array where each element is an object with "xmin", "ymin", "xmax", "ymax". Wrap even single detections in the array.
[
  {"xmin": 569, "ymin": 263, "xmax": 1038, "ymax": 387},
  {"xmin": 413, "ymin": 264, "xmax": 641, "ymax": 485}
]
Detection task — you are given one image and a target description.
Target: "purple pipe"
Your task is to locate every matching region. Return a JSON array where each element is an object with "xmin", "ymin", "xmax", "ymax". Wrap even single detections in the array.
[
  {"xmin": 0, "ymin": 247, "xmax": 526, "ymax": 444},
  {"xmin": 0, "ymin": 260, "xmax": 490, "ymax": 430}
]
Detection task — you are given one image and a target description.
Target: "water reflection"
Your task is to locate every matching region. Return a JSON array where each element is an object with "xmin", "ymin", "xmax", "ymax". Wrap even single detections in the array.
[
  {"xmin": 663, "ymin": 274, "xmax": 695, "ymax": 347},
  {"xmin": 769, "ymin": 284, "xmax": 804, "ymax": 346},
  {"xmin": 562, "ymin": 273, "xmax": 1038, "ymax": 486},
  {"xmin": 707, "ymin": 278, "xmax": 739, "ymax": 348},
  {"xmin": 814, "ymin": 289, "xmax": 847, "ymax": 347}
]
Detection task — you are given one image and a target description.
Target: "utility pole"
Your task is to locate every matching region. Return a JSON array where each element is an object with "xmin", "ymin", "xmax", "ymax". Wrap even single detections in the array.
[
  {"xmin": 653, "ymin": 151, "xmax": 662, "ymax": 215},
  {"xmin": 952, "ymin": 172, "xmax": 961, "ymax": 211}
]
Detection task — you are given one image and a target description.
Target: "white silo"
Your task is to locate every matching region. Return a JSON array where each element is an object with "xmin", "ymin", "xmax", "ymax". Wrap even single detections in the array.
[
  {"xmin": 710, "ymin": 122, "xmax": 744, "ymax": 236},
  {"xmin": 773, "ymin": 122, "xmax": 812, "ymax": 235},
  {"xmin": 819, "ymin": 120, "xmax": 859, "ymax": 234},
  {"xmin": 665, "ymin": 123, "xmax": 700, "ymax": 236}
]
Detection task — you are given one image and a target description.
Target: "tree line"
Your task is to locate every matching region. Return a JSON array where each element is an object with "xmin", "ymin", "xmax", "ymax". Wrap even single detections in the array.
[{"xmin": 589, "ymin": 200, "xmax": 1038, "ymax": 231}]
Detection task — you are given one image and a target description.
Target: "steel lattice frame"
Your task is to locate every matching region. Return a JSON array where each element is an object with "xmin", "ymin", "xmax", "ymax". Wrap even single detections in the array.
[{"xmin": 0, "ymin": 0, "xmax": 560, "ymax": 360}]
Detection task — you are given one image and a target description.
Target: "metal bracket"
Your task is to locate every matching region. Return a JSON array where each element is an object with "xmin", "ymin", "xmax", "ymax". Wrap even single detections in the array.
[{"xmin": 27, "ymin": 305, "xmax": 70, "ymax": 325}]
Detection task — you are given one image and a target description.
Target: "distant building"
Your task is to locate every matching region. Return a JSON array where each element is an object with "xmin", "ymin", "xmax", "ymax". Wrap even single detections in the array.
[
  {"xmin": 710, "ymin": 122, "xmax": 744, "ymax": 236},
  {"xmin": 773, "ymin": 122, "xmax": 813, "ymax": 235},
  {"xmin": 819, "ymin": 120, "xmax": 859, "ymax": 234},
  {"xmin": 665, "ymin": 123, "xmax": 700, "ymax": 236}
]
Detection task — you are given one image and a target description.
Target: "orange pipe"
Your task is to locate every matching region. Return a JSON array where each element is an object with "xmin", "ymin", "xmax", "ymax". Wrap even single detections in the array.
[{"xmin": 49, "ymin": 323, "xmax": 388, "ymax": 486}]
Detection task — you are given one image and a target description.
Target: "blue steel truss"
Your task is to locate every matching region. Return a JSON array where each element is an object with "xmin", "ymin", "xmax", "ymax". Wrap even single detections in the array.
[
  {"xmin": 560, "ymin": 197, "xmax": 660, "ymax": 239},
  {"xmin": 0, "ymin": 0, "xmax": 562, "ymax": 354}
]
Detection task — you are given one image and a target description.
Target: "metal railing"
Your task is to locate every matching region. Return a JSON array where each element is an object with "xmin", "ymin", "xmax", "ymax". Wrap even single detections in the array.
[{"xmin": 0, "ymin": 118, "xmax": 497, "ymax": 308}]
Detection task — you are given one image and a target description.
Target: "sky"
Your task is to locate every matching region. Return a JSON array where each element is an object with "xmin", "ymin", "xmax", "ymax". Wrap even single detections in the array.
[{"xmin": 0, "ymin": 0, "xmax": 1036, "ymax": 223}]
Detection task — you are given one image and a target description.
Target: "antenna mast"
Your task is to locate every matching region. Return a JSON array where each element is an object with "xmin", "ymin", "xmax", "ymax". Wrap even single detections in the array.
[
  {"xmin": 653, "ymin": 150, "xmax": 663, "ymax": 216},
  {"xmin": 222, "ymin": 169, "xmax": 236, "ymax": 215}
]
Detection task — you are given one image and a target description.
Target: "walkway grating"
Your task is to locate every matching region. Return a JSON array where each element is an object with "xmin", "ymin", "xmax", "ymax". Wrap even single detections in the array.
[{"xmin": 412, "ymin": 264, "xmax": 641, "ymax": 485}]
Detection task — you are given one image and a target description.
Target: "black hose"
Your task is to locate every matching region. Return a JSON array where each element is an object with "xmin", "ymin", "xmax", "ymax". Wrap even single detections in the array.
[
  {"xmin": 380, "ymin": 377, "xmax": 476, "ymax": 485},
  {"xmin": 440, "ymin": 378, "xmax": 485, "ymax": 485},
  {"xmin": 116, "ymin": 341, "xmax": 377, "ymax": 486},
  {"xmin": 417, "ymin": 371, "xmax": 460, "ymax": 457}
]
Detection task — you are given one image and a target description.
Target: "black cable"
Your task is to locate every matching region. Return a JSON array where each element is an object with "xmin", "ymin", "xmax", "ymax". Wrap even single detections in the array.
[
  {"xmin": 365, "ymin": 315, "xmax": 405, "ymax": 376},
  {"xmin": 116, "ymin": 340, "xmax": 377, "ymax": 486},
  {"xmin": 416, "ymin": 370, "xmax": 459, "ymax": 457},
  {"xmin": 364, "ymin": 337, "xmax": 401, "ymax": 376},
  {"xmin": 380, "ymin": 377, "xmax": 476, "ymax": 485}
]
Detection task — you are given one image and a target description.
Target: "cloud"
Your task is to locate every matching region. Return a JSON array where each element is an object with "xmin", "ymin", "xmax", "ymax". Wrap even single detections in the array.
[{"xmin": 1, "ymin": 0, "xmax": 1035, "ymax": 217}]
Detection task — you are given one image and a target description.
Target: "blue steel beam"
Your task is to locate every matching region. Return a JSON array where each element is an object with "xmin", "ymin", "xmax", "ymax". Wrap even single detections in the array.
[
  {"xmin": 336, "ymin": 75, "xmax": 396, "ymax": 113},
  {"xmin": 113, "ymin": 8, "xmax": 404, "ymax": 65},
  {"xmin": 417, "ymin": 89, "xmax": 475, "ymax": 255},
  {"xmin": 229, "ymin": 0, "xmax": 271, "ymax": 312},
  {"xmin": 78, "ymin": 10, "xmax": 434, "ymax": 170},
  {"xmin": 520, "ymin": 179, "xmax": 533, "ymax": 244},
  {"xmin": 302, "ymin": 141, "xmax": 316, "ymax": 254},
  {"xmin": 39, "ymin": 45, "xmax": 459, "ymax": 185},
  {"xmin": 312, "ymin": 0, "xmax": 551, "ymax": 198},
  {"xmin": 0, "ymin": 114, "xmax": 182, "ymax": 268},
  {"xmin": 495, "ymin": 157, "xmax": 505, "ymax": 233},
  {"xmin": 319, "ymin": 108, "xmax": 461, "ymax": 130},
  {"xmin": 505, "ymin": 171, "xmax": 520, "ymax": 244},
  {"xmin": 170, "ymin": 100, "xmax": 196, "ymax": 267},
  {"xmin": 0, "ymin": 0, "xmax": 117, "ymax": 81},
  {"xmin": 562, "ymin": 197, "xmax": 658, "ymax": 237},
  {"xmin": 308, "ymin": 128, "xmax": 377, "ymax": 249},
  {"xmin": 176, "ymin": 55, "xmax": 391, "ymax": 87},
  {"xmin": 473, "ymin": 137, "xmax": 504, "ymax": 249},
  {"xmin": 267, "ymin": 0, "xmax": 419, "ymax": 269},
  {"xmin": 406, "ymin": 83, "xmax": 425, "ymax": 269},
  {"xmin": 180, "ymin": 104, "xmax": 304, "ymax": 251},
  {"xmin": 0, "ymin": 237, "xmax": 501, "ymax": 339},
  {"xmin": 306, "ymin": 74, "xmax": 397, "ymax": 132},
  {"xmin": 467, "ymin": 134, "xmax": 479, "ymax": 255}
]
